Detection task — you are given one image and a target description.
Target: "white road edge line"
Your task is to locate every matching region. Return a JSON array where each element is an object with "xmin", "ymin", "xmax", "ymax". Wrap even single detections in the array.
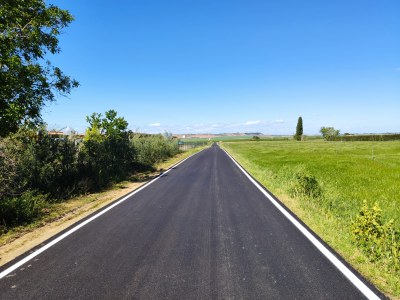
[
  {"xmin": 222, "ymin": 148, "xmax": 381, "ymax": 300},
  {"xmin": 0, "ymin": 149, "xmax": 204, "ymax": 279}
]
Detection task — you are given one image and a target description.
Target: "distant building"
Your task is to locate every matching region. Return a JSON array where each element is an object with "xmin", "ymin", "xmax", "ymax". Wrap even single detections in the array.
[
  {"xmin": 61, "ymin": 126, "xmax": 76, "ymax": 136},
  {"xmin": 47, "ymin": 131, "xmax": 64, "ymax": 137},
  {"xmin": 47, "ymin": 126, "xmax": 83, "ymax": 138}
]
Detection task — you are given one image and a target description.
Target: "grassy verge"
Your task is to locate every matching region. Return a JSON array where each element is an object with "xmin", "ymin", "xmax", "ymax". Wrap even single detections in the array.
[
  {"xmin": 222, "ymin": 140, "xmax": 400, "ymax": 299},
  {"xmin": 0, "ymin": 146, "xmax": 207, "ymax": 266}
]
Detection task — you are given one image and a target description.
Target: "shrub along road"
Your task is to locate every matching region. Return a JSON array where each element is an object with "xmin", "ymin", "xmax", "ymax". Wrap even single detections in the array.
[{"xmin": 0, "ymin": 144, "xmax": 384, "ymax": 299}]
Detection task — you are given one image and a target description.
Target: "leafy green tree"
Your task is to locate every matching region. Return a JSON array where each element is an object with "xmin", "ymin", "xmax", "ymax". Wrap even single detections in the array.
[
  {"xmin": 320, "ymin": 126, "xmax": 340, "ymax": 141},
  {"xmin": 0, "ymin": 0, "xmax": 79, "ymax": 137},
  {"xmin": 294, "ymin": 116, "xmax": 303, "ymax": 141},
  {"xmin": 85, "ymin": 110, "xmax": 129, "ymax": 139},
  {"xmin": 84, "ymin": 110, "xmax": 133, "ymax": 186}
]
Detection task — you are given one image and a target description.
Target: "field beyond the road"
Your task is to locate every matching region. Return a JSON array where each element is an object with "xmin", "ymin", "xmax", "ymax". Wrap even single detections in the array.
[{"xmin": 222, "ymin": 140, "xmax": 400, "ymax": 297}]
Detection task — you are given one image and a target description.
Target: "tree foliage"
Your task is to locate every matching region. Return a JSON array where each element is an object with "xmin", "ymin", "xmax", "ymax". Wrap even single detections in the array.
[
  {"xmin": 320, "ymin": 126, "xmax": 340, "ymax": 141},
  {"xmin": 294, "ymin": 116, "xmax": 303, "ymax": 141},
  {"xmin": 0, "ymin": 0, "xmax": 79, "ymax": 136},
  {"xmin": 86, "ymin": 110, "xmax": 128, "ymax": 138},
  {"xmin": 83, "ymin": 110, "xmax": 133, "ymax": 186}
]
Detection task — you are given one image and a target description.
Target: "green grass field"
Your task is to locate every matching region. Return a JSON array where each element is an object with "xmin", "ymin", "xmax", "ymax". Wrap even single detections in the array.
[
  {"xmin": 180, "ymin": 135, "xmax": 295, "ymax": 143},
  {"xmin": 222, "ymin": 140, "xmax": 400, "ymax": 297},
  {"xmin": 180, "ymin": 136, "xmax": 253, "ymax": 143}
]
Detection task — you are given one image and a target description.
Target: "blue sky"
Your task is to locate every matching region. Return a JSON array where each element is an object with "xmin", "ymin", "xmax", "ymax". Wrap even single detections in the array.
[{"xmin": 45, "ymin": 0, "xmax": 400, "ymax": 134}]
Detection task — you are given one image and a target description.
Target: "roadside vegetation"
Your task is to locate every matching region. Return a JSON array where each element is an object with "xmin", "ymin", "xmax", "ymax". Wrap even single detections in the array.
[
  {"xmin": 222, "ymin": 140, "xmax": 400, "ymax": 297},
  {"xmin": 0, "ymin": 110, "xmax": 180, "ymax": 233}
]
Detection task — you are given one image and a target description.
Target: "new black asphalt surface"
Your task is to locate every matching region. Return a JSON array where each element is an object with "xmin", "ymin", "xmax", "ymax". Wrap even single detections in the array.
[{"xmin": 0, "ymin": 144, "xmax": 378, "ymax": 299}]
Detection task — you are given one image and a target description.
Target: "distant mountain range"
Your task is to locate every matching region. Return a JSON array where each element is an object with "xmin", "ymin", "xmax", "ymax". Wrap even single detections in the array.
[{"xmin": 177, "ymin": 132, "xmax": 265, "ymax": 139}]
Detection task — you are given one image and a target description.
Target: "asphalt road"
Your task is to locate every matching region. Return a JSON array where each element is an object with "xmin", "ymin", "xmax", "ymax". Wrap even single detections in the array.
[{"xmin": 0, "ymin": 144, "xmax": 382, "ymax": 299}]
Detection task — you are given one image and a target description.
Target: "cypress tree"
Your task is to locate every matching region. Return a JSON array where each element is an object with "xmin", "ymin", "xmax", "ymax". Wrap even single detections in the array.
[{"xmin": 295, "ymin": 117, "xmax": 303, "ymax": 141}]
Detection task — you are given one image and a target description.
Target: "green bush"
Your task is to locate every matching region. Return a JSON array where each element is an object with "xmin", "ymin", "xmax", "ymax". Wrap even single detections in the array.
[
  {"xmin": 0, "ymin": 134, "xmax": 27, "ymax": 199},
  {"xmin": 0, "ymin": 191, "xmax": 47, "ymax": 232},
  {"xmin": 352, "ymin": 201, "xmax": 400, "ymax": 270},
  {"xmin": 130, "ymin": 134, "xmax": 179, "ymax": 167},
  {"xmin": 82, "ymin": 110, "xmax": 137, "ymax": 188},
  {"xmin": 289, "ymin": 171, "xmax": 322, "ymax": 199},
  {"xmin": 82, "ymin": 135, "xmax": 135, "ymax": 189},
  {"xmin": 0, "ymin": 128, "xmax": 85, "ymax": 200}
]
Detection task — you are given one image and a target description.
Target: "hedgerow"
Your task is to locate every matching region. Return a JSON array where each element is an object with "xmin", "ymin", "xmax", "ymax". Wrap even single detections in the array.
[{"xmin": 337, "ymin": 134, "xmax": 400, "ymax": 142}]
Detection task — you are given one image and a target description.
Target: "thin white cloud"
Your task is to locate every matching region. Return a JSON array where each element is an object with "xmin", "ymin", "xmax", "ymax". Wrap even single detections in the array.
[
  {"xmin": 138, "ymin": 119, "xmax": 287, "ymax": 134},
  {"xmin": 245, "ymin": 120, "xmax": 260, "ymax": 126},
  {"xmin": 226, "ymin": 123, "xmax": 242, "ymax": 128}
]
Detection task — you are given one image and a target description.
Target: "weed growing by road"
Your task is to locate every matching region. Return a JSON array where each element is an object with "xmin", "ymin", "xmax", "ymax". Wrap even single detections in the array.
[
  {"xmin": 289, "ymin": 170, "xmax": 322, "ymax": 200},
  {"xmin": 352, "ymin": 201, "xmax": 400, "ymax": 270}
]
